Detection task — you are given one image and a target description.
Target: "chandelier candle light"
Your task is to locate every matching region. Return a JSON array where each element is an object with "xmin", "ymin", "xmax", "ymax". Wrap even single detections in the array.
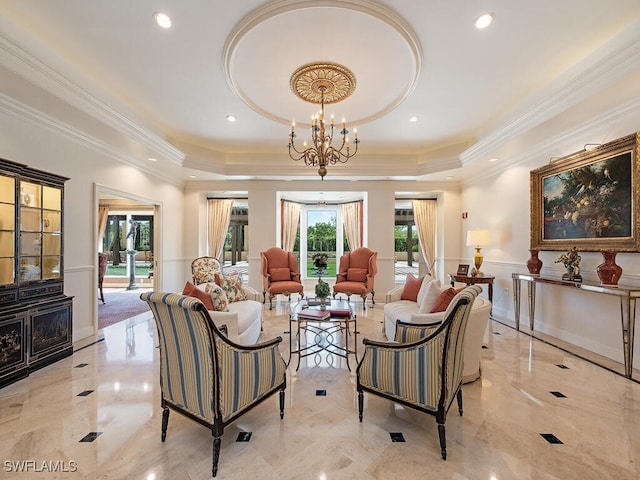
[{"xmin": 288, "ymin": 62, "xmax": 359, "ymax": 180}]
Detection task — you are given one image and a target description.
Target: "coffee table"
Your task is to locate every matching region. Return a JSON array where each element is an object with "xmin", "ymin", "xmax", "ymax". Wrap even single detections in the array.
[{"xmin": 288, "ymin": 299, "xmax": 357, "ymax": 371}]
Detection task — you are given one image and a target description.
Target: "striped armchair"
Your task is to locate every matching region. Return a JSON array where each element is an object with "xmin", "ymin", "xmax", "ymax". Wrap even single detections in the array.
[
  {"xmin": 140, "ymin": 292, "xmax": 287, "ymax": 478},
  {"xmin": 356, "ymin": 285, "xmax": 481, "ymax": 460}
]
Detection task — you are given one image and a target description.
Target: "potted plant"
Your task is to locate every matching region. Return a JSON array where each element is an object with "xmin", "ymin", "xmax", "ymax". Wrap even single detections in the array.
[{"xmin": 315, "ymin": 280, "xmax": 331, "ymax": 308}]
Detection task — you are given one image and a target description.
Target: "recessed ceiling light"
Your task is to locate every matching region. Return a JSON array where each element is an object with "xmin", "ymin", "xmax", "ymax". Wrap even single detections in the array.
[
  {"xmin": 147, "ymin": 157, "xmax": 157, "ymax": 162},
  {"xmin": 488, "ymin": 157, "xmax": 499, "ymax": 162},
  {"xmin": 189, "ymin": 175, "xmax": 197, "ymax": 179},
  {"xmin": 475, "ymin": 13, "xmax": 494, "ymax": 29},
  {"xmin": 154, "ymin": 12, "xmax": 172, "ymax": 29},
  {"xmin": 409, "ymin": 116, "xmax": 419, "ymax": 123},
  {"xmin": 226, "ymin": 115, "xmax": 237, "ymax": 122},
  {"xmin": 446, "ymin": 176, "xmax": 453, "ymax": 180}
]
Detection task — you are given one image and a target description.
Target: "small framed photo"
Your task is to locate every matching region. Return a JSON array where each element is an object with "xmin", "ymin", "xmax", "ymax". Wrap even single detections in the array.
[{"xmin": 457, "ymin": 264, "xmax": 470, "ymax": 275}]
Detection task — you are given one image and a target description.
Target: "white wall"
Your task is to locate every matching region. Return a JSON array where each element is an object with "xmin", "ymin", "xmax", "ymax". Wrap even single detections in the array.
[
  {"xmin": 0, "ymin": 113, "xmax": 185, "ymax": 343},
  {"xmin": 460, "ymin": 115, "xmax": 640, "ymax": 370}
]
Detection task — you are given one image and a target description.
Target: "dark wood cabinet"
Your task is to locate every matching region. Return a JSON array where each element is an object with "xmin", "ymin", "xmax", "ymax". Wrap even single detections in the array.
[{"xmin": 0, "ymin": 158, "xmax": 72, "ymax": 388}]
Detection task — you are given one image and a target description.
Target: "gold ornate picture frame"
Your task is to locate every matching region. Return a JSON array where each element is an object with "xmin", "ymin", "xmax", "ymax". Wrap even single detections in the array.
[{"xmin": 530, "ymin": 132, "xmax": 640, "ymax": 251}]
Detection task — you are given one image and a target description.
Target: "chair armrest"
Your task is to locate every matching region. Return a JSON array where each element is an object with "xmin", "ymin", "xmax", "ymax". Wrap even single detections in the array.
[
  {"xmin": 243, "ymin": 285, "xmax": 262, "ymax": 302},
  {"xmin": 395, "ymin": 319, "xmax": 441, "ymax": 343},
  {"xmin": 207, "ymin": 310, "xmax": 239, "ymax": 338},
  {"xmin": 385, "ymin": 285, "xmax": 404, "ymax": 303},
  {"xmin": 409, "ymin": 312, "xmax": 445, "ymax": 323},
  {"xmin": 215, "ymin": 334, "xmax": 287, "ymax": 420}
]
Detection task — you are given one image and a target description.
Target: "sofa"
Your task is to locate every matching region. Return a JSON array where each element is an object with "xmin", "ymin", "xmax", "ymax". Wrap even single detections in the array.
[
  {"xmin": 195, "ymin": 283, "xmax": 263, "ymax": 345},
  {"xmin": 384, "ymin": 276, "xmax": 491, "ymax": 383}
]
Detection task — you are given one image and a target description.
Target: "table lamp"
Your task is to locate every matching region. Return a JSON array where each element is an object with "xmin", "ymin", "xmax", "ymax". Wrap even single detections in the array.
[{"xmin": 466, "ymin": 229, "xmax": 491, "ymax": 274}]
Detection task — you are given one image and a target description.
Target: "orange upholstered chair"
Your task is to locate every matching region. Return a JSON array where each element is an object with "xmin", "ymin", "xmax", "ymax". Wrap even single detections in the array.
[
  {"xmin": 260, "ymin": 247, "xmax": 304, "ymax": 309},
  {"xmin": 333, "ymin": 247, "xmax": 377, "ymax": 308}
]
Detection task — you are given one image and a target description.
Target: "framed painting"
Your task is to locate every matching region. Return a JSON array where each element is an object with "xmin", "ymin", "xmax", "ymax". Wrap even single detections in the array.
[{"xmin": 530, "ymin": 132, "xmax": 640, "ymax": 251}]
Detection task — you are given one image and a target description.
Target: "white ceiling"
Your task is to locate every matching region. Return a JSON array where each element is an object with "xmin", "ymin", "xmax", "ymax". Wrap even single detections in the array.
[{"xmin": 1, "ymin": 0, "xmax": 640, "ymax": 184}]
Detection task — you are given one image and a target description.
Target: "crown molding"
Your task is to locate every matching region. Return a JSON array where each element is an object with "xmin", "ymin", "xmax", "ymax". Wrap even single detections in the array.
[
  {"xmin": 460, "ymin": 20, "xmax": 640, "ymax": 166},
  {"xmin": 461, "ymin": 95, "xmax": 640, "ymax": 189},
  {"xmin": 0, "ymin": 34, "xmax": 185, "ymax": 166},
  {"xmin": 0, "ymin": 94, "xmax": 183, "ymax": 188}
]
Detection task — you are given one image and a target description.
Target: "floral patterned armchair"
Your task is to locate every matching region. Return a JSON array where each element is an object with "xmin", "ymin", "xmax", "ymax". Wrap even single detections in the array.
[{"xmin": 191, "ymin": 256, "xmax": 222, "ymax": 285}]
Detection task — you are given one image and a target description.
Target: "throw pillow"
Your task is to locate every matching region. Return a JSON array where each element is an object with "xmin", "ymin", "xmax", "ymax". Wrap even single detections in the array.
[
  {"xmin": 418, "ymin": 280, "xmax": 444, "ymax": 313},
  {"xmin": 203, "ymin": 282, "xmax": 229, "ymax": 312},
  {"xmin": 416, "ymin": 275, "xmax": 437, "ymax": 307},
  {"xmin": 401, "ymin": 273, "xmax": 423, "ymax": 301},
  {"xmin": 215, "ymin": 272, "xmax": 247, "ymax": 303},
  {"xmin": 269, "ymin": 267, "xmax": 291, "ymax": 282},
  {"xmin": 346, "ymin": 267, "xmax": 368, "ymax": 282},
  {"xmin": 182, "ymin": 281, "xmax": 214, "ymax": 310},
  {"xmin": 429, "ymin": 287, "xmax": 465, "ymax": 313}
]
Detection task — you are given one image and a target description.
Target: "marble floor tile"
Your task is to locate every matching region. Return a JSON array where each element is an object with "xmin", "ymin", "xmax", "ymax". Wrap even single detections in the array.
[{"xmin": 0, "ymin": 299, "xmax": 638, "ymax": 479}]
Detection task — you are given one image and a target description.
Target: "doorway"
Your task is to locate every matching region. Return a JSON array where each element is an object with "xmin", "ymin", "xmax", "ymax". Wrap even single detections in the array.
[{"xmin": 96, "ymin": 185, "xmax": 160, "ymax": 329}]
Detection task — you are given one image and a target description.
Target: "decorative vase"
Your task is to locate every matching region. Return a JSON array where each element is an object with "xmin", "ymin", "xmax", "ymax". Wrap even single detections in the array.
[
  {"xmin": 526, "ymin": 249, "xmax": 543, "ymax": 274},
  {"xmin": 319, "ymin": 297, "xmax": 327, "ymax": 310},
  {"xmin": 596, "ymin": 251, "xmax": 622, "ymax": 286}
]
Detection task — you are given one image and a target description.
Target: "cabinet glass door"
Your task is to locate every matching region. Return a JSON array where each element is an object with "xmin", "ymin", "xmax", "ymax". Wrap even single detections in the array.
[
  {"xmin": 0, "ymin": 175, "xmax": 15, "ymax": 285},
  {"xmin": 19, "ymin": 182, "xmax": 63, "ymax": 283}
]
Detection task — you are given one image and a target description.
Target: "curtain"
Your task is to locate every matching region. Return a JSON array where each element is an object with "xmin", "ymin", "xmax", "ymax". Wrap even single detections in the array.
[
  {"xmin": 97, "ymin": 205, "xmax": 109, "ymax": 250},
  {"xmin": 412, "ymin": 199, "xmax": 436, "ymax": 275},
  {"xmin": 342, "ymin": 201, "xmax": 363, "ymax": 250},
  {"xmin": 281, "ymin": 200, "xmax": 300, "ymax": 252},
  {"xmin": 207, "ymin": 199, "xmax": 234, "ymax": 261}
]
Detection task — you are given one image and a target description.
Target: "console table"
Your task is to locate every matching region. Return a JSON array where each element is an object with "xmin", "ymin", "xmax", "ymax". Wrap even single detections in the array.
[{"xmin": 512, "ymin": 273, "xmax": 638, "ymax": 379}]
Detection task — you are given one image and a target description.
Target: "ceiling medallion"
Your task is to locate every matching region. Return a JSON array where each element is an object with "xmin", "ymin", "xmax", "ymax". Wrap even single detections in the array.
[
  {"xmin": 290, "ymin": 62, "xmax": 356, "ymax": 104},
  {"xmin": 288, "ymin": 62, "xmax": 359, "ymax": 180}
]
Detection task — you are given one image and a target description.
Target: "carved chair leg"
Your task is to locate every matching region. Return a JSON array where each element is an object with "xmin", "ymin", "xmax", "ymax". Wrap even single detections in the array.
[
  {"xmin": 360, "ymin": 293, "xmax": 368, "ymax": 310},
  {"xmin": 437, "ymin": 423, "xmax": 447, "ymax": 460},
  {"xmin": 269, "ymin": 293, "xmax": 274, "ymax": 310},
  {"xmin": 212, "ymin": 436, "xmax": 221, "ymax": 477},
  {"xmin": 371, "ymin": 291, "xmax": 375, "ymax": 305},
  {"xmin": 358, "ymin": 391, "xmax": 364, "ymax": 421},
  {"xmin": 457, "ymin": 388, "xmax": 463, "ymax": 416},
  {"xmin": 161, "ymin": 407, "xmax": 170, "ymax": 441},
  {"xmin": 279, "ymin": 389, "xmax": 285, "ymax": 419}
]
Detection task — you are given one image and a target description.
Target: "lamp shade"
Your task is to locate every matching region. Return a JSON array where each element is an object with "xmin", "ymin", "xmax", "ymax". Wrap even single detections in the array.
[{"xmin": 466, "ymin": 229, "xmax": 491, "ymax": 247}]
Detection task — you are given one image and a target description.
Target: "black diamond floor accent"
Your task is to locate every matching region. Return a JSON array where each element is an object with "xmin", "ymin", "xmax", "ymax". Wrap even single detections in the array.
[
  {"xmin": 556, "ymin": 364, "xmax": 569, "ymax": 369},
  {"xmin": 550, "ymin": 391, "xmax": 567, "ymax": 398},
  {"xmin": 316, "ymin": 389, "xmax": 327, "ymax": 396},
  {"xmin": 390, "ymin": 432, "xmax": 405, "ymax": 442},
  {"xmin": 540, "ymin": 433, "xmax": 563, "ymax": 444},
  {"xmin": 236, "ymin": 432, "xmax": 252, "ymax": 442},
  {"xmin": 75, "ymin": 363, "xmax": 89, "ymax": 368},
  {"xmin": 492, "ymin": 331, "xmax": 501, "ymax": 335},
  {"xmin": 77, "ymin": 390, "xmax": 94, "ymax": 397},
  {"xmin": 79, "ymin": 432, "xmax": 102, "ymax": 442},
  {"xmin": 481, "ymin": 345, "xmax": 489, "ymax": 349}
]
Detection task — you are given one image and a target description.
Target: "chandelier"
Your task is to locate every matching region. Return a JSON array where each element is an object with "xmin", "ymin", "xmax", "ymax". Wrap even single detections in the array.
[{"xmin": 288, "ymin": 62, "xmax": 359, "ymax": 180}]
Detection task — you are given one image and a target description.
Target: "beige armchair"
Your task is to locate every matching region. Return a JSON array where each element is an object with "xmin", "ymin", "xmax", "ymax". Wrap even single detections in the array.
[
  {"xmin": 141, "ymin": 292, "xmax": 287, "ymax": 477},
  {"xmin": 332, "ymin": 247, "xmax": 377, "ymax": 308},
  {"xmin": 260, "ymin": 247, "xmax": 304, "ymax": 309},
  {"xmin": 357, "ymin": 285, "xmax": 481, "ymax": 460}
]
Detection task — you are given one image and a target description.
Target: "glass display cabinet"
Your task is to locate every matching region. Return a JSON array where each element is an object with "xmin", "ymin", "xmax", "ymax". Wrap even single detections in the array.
[{"xmin": 0, "ymin": 158, "xmax": 72, "ymax": 388}]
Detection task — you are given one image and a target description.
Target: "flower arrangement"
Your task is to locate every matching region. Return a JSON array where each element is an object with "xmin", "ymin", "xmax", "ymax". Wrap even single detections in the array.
[
  {"xmin": 315, "ymin": 280, "xmax": 331, "ymax": 298},
  {"xmin": 555, "ymin": 246, "xmax": 581, "ymax": 279}
]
